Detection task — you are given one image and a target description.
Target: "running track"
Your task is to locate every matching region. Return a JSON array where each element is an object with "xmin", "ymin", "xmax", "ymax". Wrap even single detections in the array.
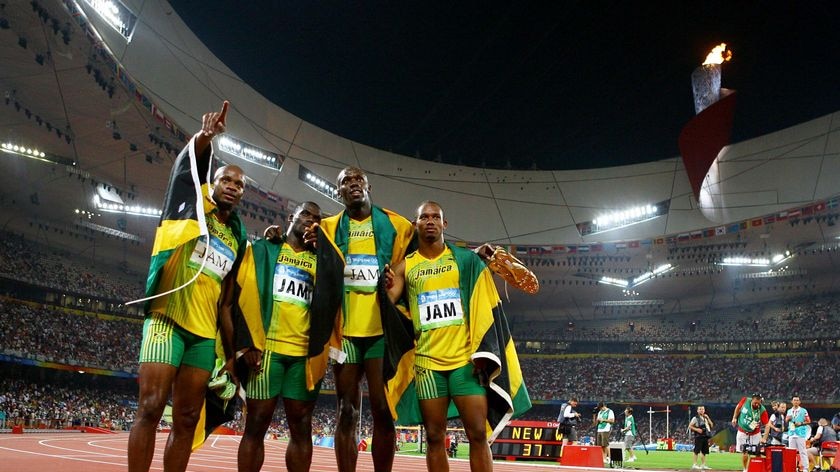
[{"xmin": 0, "ymin": 432, "xmax": 626, "ymax": 471}]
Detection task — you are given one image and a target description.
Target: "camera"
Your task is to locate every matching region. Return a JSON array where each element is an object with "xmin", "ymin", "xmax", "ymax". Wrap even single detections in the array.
[{"xmin": 742, "ymin": 443, "xmax": 766, "ymax": 456}]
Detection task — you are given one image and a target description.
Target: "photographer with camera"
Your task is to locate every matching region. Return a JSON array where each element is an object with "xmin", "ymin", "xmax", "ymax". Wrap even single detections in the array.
[
  {"xmin": 762, "ymin": 401, "xmax": 788, "ymax": 446},
  {"xmin": 690, "ymin": 405, "xmax": 714, "ymax": 470},
  {"xmin": 557, "ymin": 397, "xmax": 582, "ymax": 445},
  {"xmin": 731, "ymin": 393, "xmax": 769, "ymax": 472}
]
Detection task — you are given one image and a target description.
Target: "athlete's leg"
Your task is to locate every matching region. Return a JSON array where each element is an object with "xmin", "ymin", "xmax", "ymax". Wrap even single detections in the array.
[
  {"xmin": 162, "ymin": 365, "xmax": 212, "ymax": 472},
  {"xmin": 334, "ymin": 362, "xmax": 364, "ymax": 472},
  {"xmin": 420, "ymin": 397, "xmax": 452, "ymax": 472},
  {"xmin": 364, "ymin": 356, "xmax": 395, "ymax": 472},
  {"xmin": 128, "ymin": 362, "xmax": 177, "ymax": 472},
  {"xmin": 238, "ymin": 397, "xmax": 280, "ymax": 472},
  {"xmin": 453, "ymin": 394, "xmax": 492, "ymax": 472},
  {"xmin": 284, "ymin": 398, "xmax": 317, "ymax": 472}
]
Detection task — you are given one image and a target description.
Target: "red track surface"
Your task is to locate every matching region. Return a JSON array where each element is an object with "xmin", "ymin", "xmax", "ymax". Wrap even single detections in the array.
[{"xmin": 0, "ymin": 432, "xmax": 604, "ymax": 471}]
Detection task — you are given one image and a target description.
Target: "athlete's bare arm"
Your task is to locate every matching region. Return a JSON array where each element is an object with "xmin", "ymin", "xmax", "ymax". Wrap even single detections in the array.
[{"xmin": 383, "ymin": 261, "xmax": 405, "ymax": 304}]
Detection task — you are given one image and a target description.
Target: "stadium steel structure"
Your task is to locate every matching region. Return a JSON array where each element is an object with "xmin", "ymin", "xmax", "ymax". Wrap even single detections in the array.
[{"xmin": 0, "ymin": 1, "xmax": 838, "ymax": 322}]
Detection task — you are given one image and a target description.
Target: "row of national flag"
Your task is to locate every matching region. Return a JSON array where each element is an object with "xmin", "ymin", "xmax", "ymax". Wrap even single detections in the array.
[{"xmin": 459, "ymin": 198, "xmax": 837, "ymax": 254}]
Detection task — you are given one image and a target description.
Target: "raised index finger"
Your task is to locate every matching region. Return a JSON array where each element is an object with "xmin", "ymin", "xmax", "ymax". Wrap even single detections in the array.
[{"xmin": 217, "ymin": 100, "xmax": 229, "ymax": 125}]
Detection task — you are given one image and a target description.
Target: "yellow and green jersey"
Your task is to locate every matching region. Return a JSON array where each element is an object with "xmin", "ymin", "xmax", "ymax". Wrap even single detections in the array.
[
  {"xmin": 382, "ymin": 243, "xmax": 532, "ymax": 439},
  {"xmin": 233, "ymin": 232, "xmax": 344, "ymax": 394},
  {"xmin": 266, "ymin": 243, "xmax": 317, "ymax": 356},
  {"xmin": 148, "ymin": 213, "xmax": 239, "ymax": 339},
  {"xmin": 405, "ymin": 247, "xmax": 471, "ymax": 371},
  {"xmin": 342, "ymin": 216, "xmax": 381, "ymax": 336},
  {"xmin": 319, "ymin": 206, "xmax": 416, "ymax": 339}
]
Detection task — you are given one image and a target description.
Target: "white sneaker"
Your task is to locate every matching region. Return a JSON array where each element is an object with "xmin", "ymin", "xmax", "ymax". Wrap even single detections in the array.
[
  {"xmin": 627, "ymin": 457, "xmax": 636, "ymax": 462},
  {"xmin": 692, "ymin": 465, "xmax": 701, "ymax": 470},
  {"xmin": 701, "ymin": 465, "xmax": 710, "ymax": 470}
]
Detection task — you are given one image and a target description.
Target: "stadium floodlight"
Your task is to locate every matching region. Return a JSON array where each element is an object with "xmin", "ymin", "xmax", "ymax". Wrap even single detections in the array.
[
  {"xmin": 93, "ymin": 195, "xmax": 162, "ymax": 218},
  {"xmin": 737, "ymin": 267, "xmax": 806, "ymax": 279},
  {"xmin": 771, "ymin": 251, "xmax": 792, "ymax": 264},
  {"xmin": 593, "ymin": 205, "xmax": 657, "ymax": 227},
  {"xmin": 595, "ymin": 263, "xmax": 674, "ymax": 290},
  {"xmin": 217, "ymin": 135, "xmax": 282, "ymax": 170},
  {"xmin": 592, "ymin": 299, "xmax": 665, "ymax": 306},
  {"xmin": 719, "ymin": 251, "xmax": 791, "ymax": 267},
  {"xmin": 632, "ymin": 263, "xmax": 674, "ymax": 287},
  {"xmin": 720, "ymin": 256, "xmax": 769, "ymax": 266},
  {"xmin": 298, "ymin": 165, "xmax": 340, "ymax": 202},
  {"xmin": 578, "ymin": 199, "xmax": 671, "ymax": 236},
  {"xmin": 81, "ymin": 0, "xmax": 138, "ymax": 40},
  {"xmin": 600, "ymin": 276, "xmax": 629, "ymax": 288},
  {"xmin": 2, "ymin": 141, "xmax": 74, "ymax": 166}
]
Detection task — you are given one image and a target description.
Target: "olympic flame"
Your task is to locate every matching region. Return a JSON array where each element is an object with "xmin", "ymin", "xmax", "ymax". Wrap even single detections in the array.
[{"xmin": 702, "ymin": 43, "xmax": 732, "ymax": 66}]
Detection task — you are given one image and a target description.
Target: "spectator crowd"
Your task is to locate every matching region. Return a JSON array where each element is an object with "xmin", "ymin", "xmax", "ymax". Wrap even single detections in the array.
[
  {"xmin": 513, "ymin": 296, "xmax": 840, "ymax": 343},
  {"xmin": 0, "ymin": 378, "xmax": 135, "ymax": 431},
  {"xmin": 0, "ymin": 299, "xmax": 141, "ymax": 373},
  {"xmin": 0, "ymin": 232, "xmax": 144, "ymax": 304},
  {"xmin": 1, "ymin": 294, "xmax": 838, "ymax": 401},
  {"xmin": 520, "ymin": 353, "xmax": 839, "ymax": 404}
]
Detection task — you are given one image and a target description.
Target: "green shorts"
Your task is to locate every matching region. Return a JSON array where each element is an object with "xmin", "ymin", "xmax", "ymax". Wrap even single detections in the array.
[
  {"xmin": 245, "ymin": 351, "xmax": 320, "ymax": 401},
  {"xmin": 415, "ymin": 363, "xmax": 486, "ymax": 401},
  {"xmin": 341, "ymin": 335, "xmax": 384, "ymax": 364},
  {"xmin": 139, "ymin": 314, "xmax": 215, "ymax": 372}
]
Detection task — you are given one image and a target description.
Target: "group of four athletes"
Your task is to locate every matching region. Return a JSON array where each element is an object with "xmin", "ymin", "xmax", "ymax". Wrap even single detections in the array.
[{"xmin": 127, "ymin": 101, "xmax": 529, "ymax": 472}]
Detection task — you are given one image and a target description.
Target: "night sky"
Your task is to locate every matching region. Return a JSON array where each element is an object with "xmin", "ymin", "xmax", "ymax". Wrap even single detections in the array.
[{"xmin": 171, "ymin": 1, "xmax": 840, "ymax": 170}]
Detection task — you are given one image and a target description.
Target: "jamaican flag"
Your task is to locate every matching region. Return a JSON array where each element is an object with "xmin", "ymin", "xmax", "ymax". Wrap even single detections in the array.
[
  {"xmin": 381, "ymin": 243, "xmax": 531, "ymax": 442},
  {"xmin": 232, "ymin": 228, "xmax": 345, "ymax": 391},
  {"xmin": 191, "ymin": 341, "xmax": 239, "ymax": 451},
  {"xmin": 141, "ymin": 136, "xmax": 246, "ymax": 451},
  {"xmin": 143, "ymin": 136, "xmax": 246, "ymax": 308}
]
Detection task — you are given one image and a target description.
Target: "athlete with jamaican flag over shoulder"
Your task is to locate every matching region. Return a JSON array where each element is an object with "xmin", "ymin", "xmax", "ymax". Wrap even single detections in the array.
[
  {"xmin": 381, "ymin": 200, "xmax": 531, "ymax": 472},
  {"xmin": 228, "ymin": 201, "xmax": 344, "ymax": 472},
  {"xmin": 317, "ymin": 166, "xmax": 416, "ymax": 472},
  {"xmin": 128, "ymin": 101, "xmax": 248, "ymax": 472}
]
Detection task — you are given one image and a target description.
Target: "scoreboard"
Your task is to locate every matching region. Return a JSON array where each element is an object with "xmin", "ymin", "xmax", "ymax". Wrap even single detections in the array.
[{"xmin": 490, "ymin": 420, "xmax": 564, "ymax": 461}]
